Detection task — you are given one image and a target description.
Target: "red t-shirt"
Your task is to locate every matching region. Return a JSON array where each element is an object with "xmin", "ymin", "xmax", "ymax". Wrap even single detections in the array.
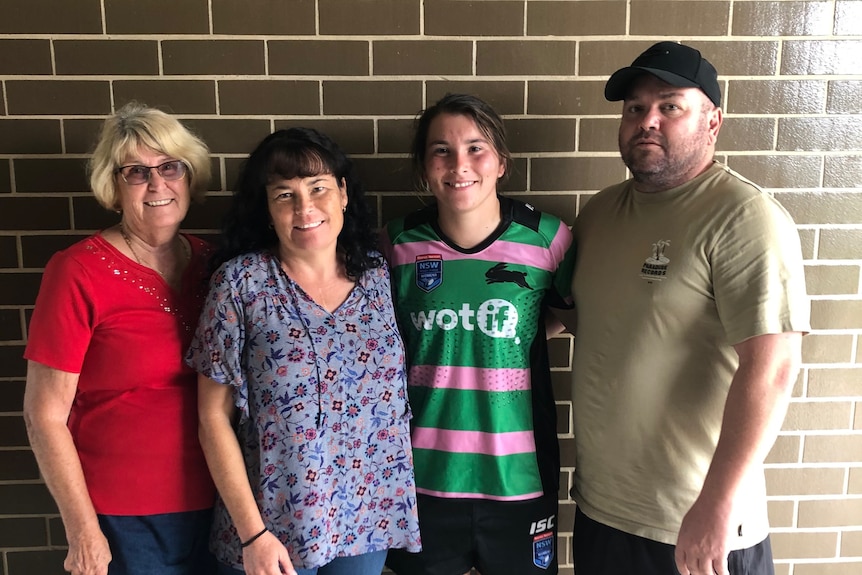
[{"xmin": 24, "ymin": 233, "xmax": 216, "ymax": 515}]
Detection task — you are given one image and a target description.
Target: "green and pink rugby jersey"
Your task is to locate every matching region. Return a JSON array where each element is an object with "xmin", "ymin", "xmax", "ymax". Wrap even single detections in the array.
[{"xmin": 382, "ymin": 196, "xmax": 574, "ymax": 501}]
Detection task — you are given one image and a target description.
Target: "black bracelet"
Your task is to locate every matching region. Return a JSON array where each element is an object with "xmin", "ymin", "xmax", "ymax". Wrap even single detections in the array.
[{"xmin": 240, "ymin": 527, "xmax": 268, "ymax": 548}]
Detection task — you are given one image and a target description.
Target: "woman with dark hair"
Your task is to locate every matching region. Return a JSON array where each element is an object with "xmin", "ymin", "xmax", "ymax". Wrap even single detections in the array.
[
  {"xmin": 187, "ymin": 128, "xmax": 421, "ymax": 575},
  {"xmin": 383, "ymin": 94, "xmax": 575, "ymax": 575}
]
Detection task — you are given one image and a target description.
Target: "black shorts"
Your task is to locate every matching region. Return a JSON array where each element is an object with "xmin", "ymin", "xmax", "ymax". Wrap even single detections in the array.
[
  {"xmin": 386, "ymin": 493, "xmax": 559, "ymax": 575},
  {"xmin": 573, "ymin": 506, "xmax": 775, "ymax": 575}
]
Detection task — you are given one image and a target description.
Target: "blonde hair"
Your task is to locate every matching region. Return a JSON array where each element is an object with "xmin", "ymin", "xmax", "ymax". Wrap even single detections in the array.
[{"xmin": 88, "ymin": 102, "xmax": 211, "ymax": 211}]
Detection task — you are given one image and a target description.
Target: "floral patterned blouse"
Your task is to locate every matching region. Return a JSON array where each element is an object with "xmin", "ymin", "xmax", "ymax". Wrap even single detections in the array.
[{"xmin": 186, "ymin": 250, "xmax": 421, "ymax": 570}]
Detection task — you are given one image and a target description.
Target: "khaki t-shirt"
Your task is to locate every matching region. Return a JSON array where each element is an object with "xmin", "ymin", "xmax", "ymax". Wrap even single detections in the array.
[{"xmin": 571, "ymin": 162, "xmax": 810, "ymax": 548}]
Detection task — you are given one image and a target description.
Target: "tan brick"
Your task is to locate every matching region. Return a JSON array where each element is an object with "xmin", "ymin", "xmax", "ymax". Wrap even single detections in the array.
[
  {"xmin": 578, "ymin": 119, "xmax": 618, "ymax": 153},
  {"xmin": 782, "ymin": 40, "xmax": 862, "ymax": 75},
  {"xmin": 162, "ymin": 40, "xmax": 265, "ymax": 75},
  {"xmin": 767, "ymin": 499, "xmax": 796, "ymax": 528},
  {"xmin": 274, "ymin": 120, "xmax": 375, "ymax": 156},
  {"xmin": 324, "ymin": 82, "xmax": 421, "ymax": 116},
  {"xmin": 775, "ymin": 192, "xmax": 862, "ymax": 226},
  {"xmin": 824, "ymin": 156, "xmax": 862, "ymax": 189},
  {"xmin": 828, "ymin": 81, "xmax": 862, "ymax": 114},
  {"xmin": 732, "ymin": 1, "xmax": 834, "ymax": 36},
  {"xmin": 319, "ymin": 0, "xmax": 419, "ymax": 35},
  {"xmin": 528, "ymin": 81, "xmax": 618, "ymax": 116},
  {"xmin": 374, "ymin": 41, "xmax": 473, "ymax": 76},
  {"xmin": 817, "ymin": 230, "xmax": 862, "ymax": 260},
  {"xmin": 531, "ymin": 157, "xmax": 627, "ymax": 192},
  {"xmin": 783, "ymin": 400, "xmax": 853, "ymax": 431},
  {"xmin": 218, "ymin": 81, "xmax": 319, "ymax": 115},
  {"xmin": 774, "ymin": 562, "xmax": 790, "ymax": 575},
  {"xmin": 105, "ymin": 0, "xmax": 208, "ymax": 34},
  {"xmin": 501, "ymin": 159, "xmax": 528, "ymax": 193},
  {"xmin": 765, "ymin": 435, "xmax": 801, "ymax": 464},
  {"xmin": 765, "ymin": 467, "xmax": 846, "ymax": 496},
  {"xmin": 771, "ymin": 531, "xmax": 839, "ymax": 560},
  {"xmin": 808, "ymin": 368, "xmax": 862, "ymax": 397},
  {"xmin": 836, "ymin": 0, "xmax": 862, "ymax": 35},
  {"xmin": 798, "ymin": 498, "xmax": 862, "ymax": 528},
  {"xmin": 811, "ymin": 300, "xmax": 862, "ymax": 330},
  {"xmin": 211, "ymin": 0, "xmax": 314, "ymax": 35},
  {"xmin": 727, "ymin": 80, "xmax": 827, "ymax": 115},
  {"xmin": 427, "ymin": 82, "xmax": 526, "ymax": 116},
  {"xmin": 794, "ymin": 562, "xmax": 862, "ymax": 575},
  {"xmin": 779, "ymin": 117, "xmax": 862, "ymax": 152},
  {"xmin": 0, "ymin": 0, "xmax": 101, "ymax": 33},
  {"xmin": 0, "ymin": 120, "xmax": 62, "ymax": 154},
  {"xmin": 6, "ymin": 81, "xmax": 111, "ymax": 116},
  {"xmin": 477, "ymin": 41, "xmax": 576, "ymax": 76},
  {"xmin": 527, "ymin": 1, "xmax": 626, "ymax": 36},
  {"xmin": 716, "ymin": 118, "xmax": 776, "ymax": 152},
  {"xmin": 841, "ymin": 530, "xmax": 862, "ymax": 558},
  {"xmin": 850, "ymin": 467, "xmax": 862, "ymax": 493},
  {"xmin": 269, "ymin": 41, "xmax": 369, "ymax": 76},
  {"xmin": 425, "ymin": 0, "xmax": 524, "ymax": 36},
  {"xmin": 579, "ymin": 41, "xmax": 657, "ymax": 77},
  {"xmin": 805, "ymin": 265, "xmax": 860, "ymax": 296},
  {"xmin": 803, "ymin": 434, "xmax": 862, "ymax": 463},
  {"xmin": 802, "ymin": 334, "xmax": 854, "ymax": 364},
  {"xmin": 687, "ymin": 40, "xmax": 781, "ymax": 77},
  {"xmin": 799, "ymin": 229, "xmax": 816, "ymax": 260},
  {"xmin": 0, "ymin": 40, "xmax": 52, "ymax": 75},
  {"xmin": 506, "ymin": 119, "xmax": 576, "ymax": 153},
  {"xmin": 54, "ymin": 40, "xmax": 158, "ymax": 75},
  {"xmin": 727, "ymin": 157, "xmax": 822, "ymax": 190},
  {"xmin": 631, "ymin": 1, "xmax": 730, "ymax": 36}
]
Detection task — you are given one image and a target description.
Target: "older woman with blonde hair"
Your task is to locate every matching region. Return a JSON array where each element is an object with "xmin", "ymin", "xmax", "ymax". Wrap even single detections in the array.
[{"xmin": 23, "ymin": 102, "xmax": 217, "ymax": 575}]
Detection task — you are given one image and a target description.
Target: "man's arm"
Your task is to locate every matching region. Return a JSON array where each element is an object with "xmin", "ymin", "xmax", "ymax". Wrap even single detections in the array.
[{"xmin": 674, "ymin": 331, "xmax": 802, "ymax": 575}]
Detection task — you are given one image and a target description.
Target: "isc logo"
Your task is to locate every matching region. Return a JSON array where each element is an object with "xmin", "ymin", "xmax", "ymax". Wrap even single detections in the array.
[{"xmin": 529, "ymin": 514, "xmax": 555, "ymax": 535}]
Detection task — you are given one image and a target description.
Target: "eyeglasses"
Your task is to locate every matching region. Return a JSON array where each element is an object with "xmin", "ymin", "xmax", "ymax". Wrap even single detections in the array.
[{"xmin": 115, "ymin": 160, "xmax": 188, "ymax": 185}]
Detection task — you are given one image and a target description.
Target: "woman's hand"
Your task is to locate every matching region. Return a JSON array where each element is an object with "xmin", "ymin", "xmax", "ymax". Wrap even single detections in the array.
[
  {"xmin": 241, "ymin": 531, "xmax": 296, "ymax": 575},
  {"xmin": 63, "ymin": 526, "xmax": 112, "ymax": 575}
]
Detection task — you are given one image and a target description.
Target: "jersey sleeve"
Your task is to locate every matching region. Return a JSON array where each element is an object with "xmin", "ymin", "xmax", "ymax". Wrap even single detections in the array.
[
  {"xmin": 24, "ymin": 251, "xmax": 96, "ymax": 374},
  {"xmin": 711, "ymin": 193, "xmax": 810, "ymax": 344},
  {"xmin": 547, "ymin": 218, "xmax": 575, "ymax": 310}
]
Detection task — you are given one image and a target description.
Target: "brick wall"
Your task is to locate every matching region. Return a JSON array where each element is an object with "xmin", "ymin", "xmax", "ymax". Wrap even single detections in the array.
[{"xmin": 1, "ymin": 1, "xmax": 860, "ymax": 574}]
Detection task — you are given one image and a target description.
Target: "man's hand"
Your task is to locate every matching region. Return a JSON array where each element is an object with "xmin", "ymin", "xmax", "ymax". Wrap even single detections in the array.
[{"xmin": 674, "ymin": 494, "xmax": 733, "ymax": 575}]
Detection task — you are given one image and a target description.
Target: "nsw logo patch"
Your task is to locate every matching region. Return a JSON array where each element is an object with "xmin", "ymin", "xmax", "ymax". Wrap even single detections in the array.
[
  {"xmin": 415, "ymin": 254, "xmax": 443, "ymax": 293},
  {"xmin": 532, "ymin": 531, "xmax": 554, "ymax": 569}
]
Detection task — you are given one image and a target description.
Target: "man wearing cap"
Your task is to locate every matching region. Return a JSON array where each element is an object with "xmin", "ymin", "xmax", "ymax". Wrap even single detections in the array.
[{"xmin": 567, "ymin": 42, "xmax": 809, "ymax": 574}]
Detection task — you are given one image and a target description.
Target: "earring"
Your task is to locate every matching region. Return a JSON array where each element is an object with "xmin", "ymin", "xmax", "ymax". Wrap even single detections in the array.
[{"xmin": 342, "ymin": 206, "xmax": 346, "ymax": 213}]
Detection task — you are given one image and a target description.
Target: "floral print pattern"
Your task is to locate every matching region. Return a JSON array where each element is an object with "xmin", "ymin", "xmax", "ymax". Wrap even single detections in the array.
[{"xmin": 186, "ymin": 251, "xmax": 421, "ymax": 570}]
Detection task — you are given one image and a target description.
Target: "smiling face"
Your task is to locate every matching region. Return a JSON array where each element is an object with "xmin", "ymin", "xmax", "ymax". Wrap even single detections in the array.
[
  {"xmin": 423, "ymin": 113, "xmax": 506, "ymax": 220},
  {"xmin": 618, "ymin": 74, "xmax": 722, "ymax": 193},
  {"xmin": 266, "ymin": 173, "xmax": 348, "ymax": 260},
  {"xmin": 117, "ymin": 147, "xmax": 191, "ymax": 234}
]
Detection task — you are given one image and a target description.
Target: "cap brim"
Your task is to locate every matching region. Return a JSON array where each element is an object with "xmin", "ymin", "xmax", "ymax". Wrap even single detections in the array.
[{"xmin": 604, "ymin": 66, "xmax": 701, "ymax": 101}]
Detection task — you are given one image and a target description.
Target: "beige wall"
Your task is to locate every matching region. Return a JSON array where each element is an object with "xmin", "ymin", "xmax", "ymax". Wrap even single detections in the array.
[{"xmin": 0, "ymin": 1, "xmax": 860, "ymax": 574}]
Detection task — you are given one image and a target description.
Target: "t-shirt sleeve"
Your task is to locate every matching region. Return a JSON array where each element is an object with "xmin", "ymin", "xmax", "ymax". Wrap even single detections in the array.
[
  {"xmin": 548, "ymin": 219, "xmax": 575, "ymax": 310},
  {"xmin": 712, "ymin": 193, "xmax": 810, "ymax": 344},
  {"xmin": 24, "ymin": 251, "xmax": 96, "ymax": 373},
  {"xmin": 185, "ymin": 262, "xmax": 250, "ymax": 418}
]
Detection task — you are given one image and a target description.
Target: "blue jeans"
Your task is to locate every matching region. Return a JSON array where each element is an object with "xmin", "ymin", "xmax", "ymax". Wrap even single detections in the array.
[
  {"xmin": 216, "ymin": 550, "xmax": 387, "ymax": 575},
  {"xmin": 98, "ymin": 509, "xmax": 215, "ymax": 575}
]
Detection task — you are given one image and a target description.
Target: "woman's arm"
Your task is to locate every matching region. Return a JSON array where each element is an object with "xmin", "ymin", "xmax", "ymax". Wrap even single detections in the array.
[
  {"xmin": 197, "ymin": 374, "xmax": 297, "ymax": 575},
  {"xmin": 23, "ymin": 360, "xmax": 111, "ymax": 575}
]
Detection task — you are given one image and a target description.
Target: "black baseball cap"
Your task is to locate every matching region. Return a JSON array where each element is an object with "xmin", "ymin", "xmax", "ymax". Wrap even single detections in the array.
[{"xmin": 604, "ymin": 42, "xmax": 721, "ymax": 107}]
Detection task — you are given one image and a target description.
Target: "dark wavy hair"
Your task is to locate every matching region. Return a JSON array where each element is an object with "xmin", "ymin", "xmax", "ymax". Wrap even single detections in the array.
[
  {"xmin": 410, "ymin": 93, "xmax": 513, "ymax": 191},
  {"xmin": 214, "ymin": 128, "xmax": 381, "ymax": 279}
]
